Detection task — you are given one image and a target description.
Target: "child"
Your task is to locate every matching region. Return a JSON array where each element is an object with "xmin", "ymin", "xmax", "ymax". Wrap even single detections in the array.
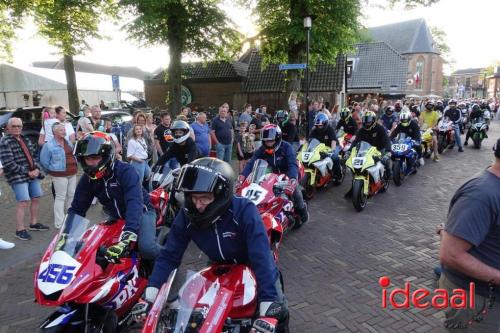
[{"xmin": 236, "ymin": 121, "xmax": 255, "ymax": 172}]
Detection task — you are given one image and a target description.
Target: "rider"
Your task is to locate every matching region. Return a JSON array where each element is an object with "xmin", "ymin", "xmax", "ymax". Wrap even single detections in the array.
[
  {"xmin": 345, "ymin": 111, "xmax": 392, "ymax": 197},
  {"xmin": 238, "ymin": 124, "xmax": 308, "ymax": 223},
  {"xmin": 274, "ymin": 110, "xmax": 288, "ymax": 127},
  {"xmin": 419, "ymin": 100, "xmax": 441, "ymax": 162},
  {"xmin": 156, "ymin": 120, "xmax": 198, "ymax": 169},
  {"xmin": 464, "ymin": 104, "xmax": 486, "ymax": 146},
  {"xmin": 379, "ymin": 106, "xmax": 398, "ymax": 133},
  {"xmin": 336, "ymin": 107, "xmax": 358, "ymax": 136},
  {"xmin": 443, "ymin": 99, "xmax": 464, "ymax": 152},
  {"xmin": 310, "ymin": 113, "xmax": 342, "ymax": 181},
  {"xmin": 390, "ymin": 110, "xmax": 424, "ymax": 167},
  {"xmin": 69, "ymin": 132, "xmax": 159, "ymax": 262},
  {"xmin": 133, "ymin": 158, "xmax": 289, "ymax": 333}
]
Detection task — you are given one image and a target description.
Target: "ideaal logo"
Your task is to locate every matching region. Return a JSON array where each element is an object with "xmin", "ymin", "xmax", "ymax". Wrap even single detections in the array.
[{"xmin": 379, "ymin": 276, "xmax": 475, "ymax": 309}]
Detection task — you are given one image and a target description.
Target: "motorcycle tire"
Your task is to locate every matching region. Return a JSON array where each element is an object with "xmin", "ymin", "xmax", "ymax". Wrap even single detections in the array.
[
  {"xmin": 392, "ymin": 159, "xmax": 404, "ymax": 187},
  {"xmin": 352, "ymin": 179, "xmax": 367, "ymax": 212},
  {"xmin": 473, "ymin": 134, "xmax": 482, "ymax": 149},
  {"xmin": 302, "ymin": 173, "xmax": 315, "ymax": 200},
  {"xmin": 438, "ymin": 136, "xmax": 446, "ymax": 154},
  {"xmin": 332, "ymin": 163, "xmax": 346, "ymax": 185}
]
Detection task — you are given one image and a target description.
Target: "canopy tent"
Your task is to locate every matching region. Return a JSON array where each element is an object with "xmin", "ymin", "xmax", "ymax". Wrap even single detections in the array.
[{"xmin": 0, "ymin": 63, "xmax": 144, "ymax": 109}]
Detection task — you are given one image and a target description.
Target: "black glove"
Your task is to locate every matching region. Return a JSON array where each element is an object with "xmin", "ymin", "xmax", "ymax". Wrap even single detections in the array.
[
  {"xmin": 250, "ymin": 317, "xmax": 277, "ymax": 333},
  {"xmin": 131, "ymin": 286, "xmax": 159, "ymax": 322},
  {"xmin": 105, "ymin": 230, "xmax": 137, "ymax": 263}
]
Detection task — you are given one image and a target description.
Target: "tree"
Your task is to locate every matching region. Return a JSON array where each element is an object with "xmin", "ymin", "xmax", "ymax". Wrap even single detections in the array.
[
  {"xmin": 32, "ymin": 0, "xmax": 117, "ymax": 114},
  {"xmin": 0, "ymin": 1, "xmax": 32, "ymax": 62},
  {"xmin": 430, "ymin": 26, "xmax": 453, "ymax": 66},
  {"xmin": 121, "ymin": 0, "xmax": 241, "ymax": 114}
]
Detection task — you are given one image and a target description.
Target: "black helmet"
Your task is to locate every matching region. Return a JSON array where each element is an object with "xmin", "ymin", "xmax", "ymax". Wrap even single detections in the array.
[
  {"xmin": 176, "ymin": 157, "xmax": 235, "ymax": 229},
  {"xmin": 171, "ymin": 120, "xmax": 190, "ymax": 144},
  {"xmin": 275, "ymin": 110, "xmax": 288, "ymax": 124},
  {"xmin": 472, "ymin": 104, "xmax": 480, "ymax": 112},
  {"xmin": 425, "ymin": 101, "xmax": 435, "ymax": 110},
  {"xmin": 410, "ymin": 105, "xmax": 419, "ymax": 114},
  {"xmin": 362, "ymin": 111, "xmax": 377, "ymax": 130},
  {"xmin": 385, "ymin": 106, "xmax": 395, "ymax": 115},
  {"xmin": 339, "ymin": 107, "xmax": 350, "ymax": 120},
  {"xmin": 74, "ymin": 132, "xmax": 115, "ymax": 180}
]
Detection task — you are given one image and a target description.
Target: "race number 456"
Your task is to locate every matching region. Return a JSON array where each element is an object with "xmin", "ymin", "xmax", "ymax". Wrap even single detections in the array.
[{"xmin": 38, "ymin": 264, "xmax": 76, "ymax": 284}]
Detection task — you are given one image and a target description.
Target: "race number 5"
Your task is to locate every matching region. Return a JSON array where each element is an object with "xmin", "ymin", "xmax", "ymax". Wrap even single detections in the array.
[{"xmin": 245, "ymin": 189, "xmax": 262, "ymax": 202}]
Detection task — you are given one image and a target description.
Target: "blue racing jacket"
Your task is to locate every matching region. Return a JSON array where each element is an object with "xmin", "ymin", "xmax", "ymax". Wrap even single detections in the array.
[
  {"xmin": 148, "ymin": 196, "xmax": 280, "ymax": 302},
  {"xmin": 241, "ymin": 141, "xmax": 298, "ymax": 180},
  {"xmin": 68, "ymin": 160, "xmax": 152, "ymax": 234}
]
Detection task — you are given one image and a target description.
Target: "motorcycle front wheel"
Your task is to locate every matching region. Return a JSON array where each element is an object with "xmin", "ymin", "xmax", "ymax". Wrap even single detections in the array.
[
  {"xmin": 352, "ymin": 179, "xmax": 367, "ymax": 212},
  {"xmin": 473, "ymin": 133, "xmax": 482, "ymax": 149},
  {"xmin": 392, "ymin": 159, "xmax": 405, "ymax": 186},
  {"xmin": 302, "ymin": 173, "xmax": 315, "ymax": 200}
]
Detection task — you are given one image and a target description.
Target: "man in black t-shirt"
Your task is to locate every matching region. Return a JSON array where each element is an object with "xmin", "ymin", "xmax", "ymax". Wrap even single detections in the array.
[
  {"xmin": 439, "ymin": 139, "xmax": 500, "ymax": 331},
  {"xmin": 310, "ymin": 113, "xmax": 342, "ymax": 180},
  {"xmin": 154, "ymin": 112, "xmax": 173, "ymax": 155}
]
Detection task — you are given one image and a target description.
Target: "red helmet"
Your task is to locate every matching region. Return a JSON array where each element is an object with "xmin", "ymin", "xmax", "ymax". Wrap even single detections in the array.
[{"xmin": 261, "ymin": 124, "xmax": 282, "ymax": 154}]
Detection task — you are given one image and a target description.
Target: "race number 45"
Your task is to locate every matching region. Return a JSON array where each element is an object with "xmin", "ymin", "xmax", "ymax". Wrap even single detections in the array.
[{"xmin": 38, "ymin": 264, "xmax": 76, "ymax": 284}]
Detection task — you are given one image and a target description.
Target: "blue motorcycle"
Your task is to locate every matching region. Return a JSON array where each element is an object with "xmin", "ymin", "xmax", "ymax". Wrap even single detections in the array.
[{"xmin": 391, "ymin": 133, "xmax": 418, "ymax": 186}]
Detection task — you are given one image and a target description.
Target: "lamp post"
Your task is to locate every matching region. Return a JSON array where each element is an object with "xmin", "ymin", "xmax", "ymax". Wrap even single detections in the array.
[{"xmin": 304, "ymin": 15, "xmax": 312, "ymax": 139}]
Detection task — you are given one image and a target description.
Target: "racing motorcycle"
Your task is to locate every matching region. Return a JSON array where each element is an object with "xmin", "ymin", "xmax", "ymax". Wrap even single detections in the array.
[
  {"xmin": 336, "ymin": 127, "xmax": 354, "ymax": 158},
  {"xmin": 469, "ymin": 117, "xmax": 488, "ymax": 149},
  {"xmin": 140, "ymin": 213, "xmax": 286, "ymax": 333},
  {"xmin": 297, "ymin": 138, "xmax": 344, "ymax": 200},
  {"xmin": 437, "ymin": 117, "xmax": 455, "ymax": 154},
  {"xmin": 391, "ymin": 134, "xmax": 418, "ymax": 186},
  {"xmin": 345, "ymin": 141, "xmax": 389, "ymax": 212},
  {"xmin": 420, "ymin": 128, "xmax": 434, "ymax": 158},
  {"xmin": 237, "ymin": 159, "xmax": 304, "ymax": 232},
  {"xmin": 34, "ymin": 213, "xmax": 148, "ymax": 332}
]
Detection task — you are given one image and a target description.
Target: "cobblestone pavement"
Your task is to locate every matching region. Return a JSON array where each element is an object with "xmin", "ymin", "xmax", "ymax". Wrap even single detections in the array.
[{"xmin": 0, "ymin": 120, "xmax": 498, "ymax": 333}]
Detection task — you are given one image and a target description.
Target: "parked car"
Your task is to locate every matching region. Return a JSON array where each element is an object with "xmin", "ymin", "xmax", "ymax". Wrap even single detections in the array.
[{"xmin": 101, "ymin": 110, "xmax": 133, "ymax": 126}]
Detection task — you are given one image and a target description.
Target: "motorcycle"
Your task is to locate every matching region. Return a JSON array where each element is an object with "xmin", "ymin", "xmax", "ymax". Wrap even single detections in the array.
[
  {"xmin": 140, "ymin": 213, "xmax": 286, "ymax": 333},
  {"xmin": 337, "ymin": 127, "xmax": 354, "ymax": 157},
  {"xmin": 469, "ymin": 117, "xmax": 488, "ymax": 149},
  {"xmin": 345, "ymin": 141, "xmax": 389, "ymax": 212},
  {"xmin": 420, "ymin": 128, "xmax": 434, "ymax": 158},
  {"xmin": 459, "ymin": 108, "xmax": 469, "ymax": 134},
  {"xmin": 236, "ymin": 159, "xmax": 304, "ymax": 231},
  {"xmin": 34, "ymin": 213, "xmax": 149, "ymax": 332},
  {"xmin": 391, "ymin": 133, "xmax": 418, "ymax": 186},
  {"xmin": 149, "ymin": 161, "xmax": 182, "ymax": 229},
  {"xmin": 437, "ymin": 117, "xmax": 455, "ymax": 154},
  {"xmin": 296, "ymin": 138, "xmax": 344, "ymax": 199}
]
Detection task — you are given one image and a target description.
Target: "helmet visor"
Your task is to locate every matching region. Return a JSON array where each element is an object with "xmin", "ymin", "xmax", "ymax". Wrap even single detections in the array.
[
  {"xmin": 262, "ymin": 127, "xmax": 279, "ymax": 141},
  {"xmin": 75, "ymin": 135, "xmax": 109, "ymax": 157},
  {"xmin": 177, "ymin": 165, "xmax": 220, "ymax": 193}
]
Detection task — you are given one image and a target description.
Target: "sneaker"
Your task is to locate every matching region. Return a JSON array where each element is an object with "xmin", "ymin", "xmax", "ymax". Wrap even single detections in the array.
[
  {"xmin": 458, "ymin": 147, "xmax": 464, "ymax": 152},
  {"xmin": 433, "ymin": 154, "xmax": 440, "ymax": 162},
  {"xmin": 29, "ymin": 223, "xmax": 49, "ymax": 231},
  {"xmin": 464, "ymin": 141, "xmax": 468, "ymax": 146},
  {"xmin": 418, "ymin": 157, "xmax": 425, "ymax": 166},
  {"xmin": 0, "ymin": 238, "xmax": 15, "ymax": 249},
  {"xmin": 15, "ymin": 230, "xmax": 32, "ymax": 241}
]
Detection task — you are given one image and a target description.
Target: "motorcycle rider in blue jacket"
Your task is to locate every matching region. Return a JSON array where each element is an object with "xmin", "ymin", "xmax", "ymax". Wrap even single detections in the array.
[
  {"xmin": 69, "ymin": 132, "xmax": 159, "ymax": 262},
  {"xmin": 238, "ymin": 124, "xmax": 308, "ymax": 223},
  {"xmin": 133, "ymin": 157, "xmax": 289, "ymax": 333}
]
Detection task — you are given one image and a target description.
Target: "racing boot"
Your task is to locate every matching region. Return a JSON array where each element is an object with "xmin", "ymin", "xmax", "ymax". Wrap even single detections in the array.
[{"xmin": 296, "ymin": 204, "xmax": 309, "ymax": 225}]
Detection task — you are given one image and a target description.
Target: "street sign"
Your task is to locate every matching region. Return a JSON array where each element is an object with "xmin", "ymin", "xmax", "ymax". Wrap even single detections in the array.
[
  {"xmin": 279, "ymin": 63, "xmax": 307, "ymax": 70},
  {"xmin": 112, "ymin": 75, "xmax": 120, "ymax": 90}
]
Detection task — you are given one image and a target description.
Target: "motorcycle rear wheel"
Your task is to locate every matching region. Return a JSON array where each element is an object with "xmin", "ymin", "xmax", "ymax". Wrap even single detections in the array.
[{"xmin": 352, "ymin": 179, "xmax": 367, "ymax": 212}]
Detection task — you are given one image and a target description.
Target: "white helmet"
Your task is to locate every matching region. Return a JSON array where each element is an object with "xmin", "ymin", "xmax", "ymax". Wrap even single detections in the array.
[{"xmin": 171, "ymin": 120, "xmax": 190, "ymax": 144}]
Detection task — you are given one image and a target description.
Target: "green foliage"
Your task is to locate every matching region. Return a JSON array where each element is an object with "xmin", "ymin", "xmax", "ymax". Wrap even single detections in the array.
[
  {"xmin": 0, "ymin": 1, "xmax": 32, "ymax": 62},
  {"xmin": 121, "ymin": 0, "xmax": 242, "ymax": 60},
  {"xmin": 481, "ymin": 61, "xmax": 500, "ymax": 76},
  {"xmin": 33, "ymin": 0, "xmax": 118, "ymax": 56}
]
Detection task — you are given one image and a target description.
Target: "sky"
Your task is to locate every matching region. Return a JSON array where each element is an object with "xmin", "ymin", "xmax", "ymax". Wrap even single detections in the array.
[{"xmin": 10, "ymin": 0, "xmax": 500, "ymax": 75}]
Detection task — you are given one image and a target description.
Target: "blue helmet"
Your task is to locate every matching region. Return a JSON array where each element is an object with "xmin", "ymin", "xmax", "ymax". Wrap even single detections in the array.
[{"xmin": 314, "ymin": 113, "xmax": 329, "ymax": 127}]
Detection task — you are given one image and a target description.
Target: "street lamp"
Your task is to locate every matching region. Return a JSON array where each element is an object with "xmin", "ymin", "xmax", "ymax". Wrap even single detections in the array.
[{"xmin": 304, "ymin": 15, "xmax": 312, "ymax": 139}]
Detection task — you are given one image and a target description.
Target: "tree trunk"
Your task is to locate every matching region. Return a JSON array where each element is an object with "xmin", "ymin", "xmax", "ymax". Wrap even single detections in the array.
[
  {"xmin": 64, "ymin": 55, "xmax": 80, "ymax": 115},
  {"xmin": 168, "ymin": 46, "xmax": 182, "ymax": 115}
]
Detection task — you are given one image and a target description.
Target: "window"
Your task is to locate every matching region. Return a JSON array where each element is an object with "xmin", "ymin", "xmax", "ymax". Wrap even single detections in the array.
[
  {"xmin": 346, "ymin": 58, "xmax": 356, "ymax": 79},
  {"xmin": 465, "ymin": 77, "xmax": 471, "ymax": 88},
  {"xmin": 415, "ymin": 57, "xmax": 424, "ymax": 90}
]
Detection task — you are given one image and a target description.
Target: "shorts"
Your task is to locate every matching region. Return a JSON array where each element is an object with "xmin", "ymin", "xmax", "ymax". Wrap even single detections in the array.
[
  {"xmin": 11, "ymin": 179, "xmax": 43, "ymax": 202},
  {"xmin": 237, "ymin": 152, "xmax": 253, "ymax": 161}
]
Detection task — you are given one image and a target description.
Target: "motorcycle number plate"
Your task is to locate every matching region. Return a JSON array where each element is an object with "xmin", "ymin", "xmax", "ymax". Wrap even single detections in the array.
[
  {"xmin": 302, "ymin": 152, "xmax": 312, "ymax": 162},
  {"xmin": 353, "ymin": 157, "xmax": 365, "ymax": 168},
  {"xmin": 241, "ymin": 183, "xmax": 268, "ymax": 205},
  {"xmin": 392, "ymin": 144, "xmax": 408, "ymax": 152},
  {"xmin": 37, "ymin": 251, "xmax": 81, "ymax": 295}
]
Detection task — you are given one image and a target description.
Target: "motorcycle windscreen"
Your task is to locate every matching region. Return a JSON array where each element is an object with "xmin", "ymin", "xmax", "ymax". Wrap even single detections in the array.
[
  {"xmin": 396, "ymin": 132, "xmax": 407, "ymax": 142},
  {"xmin": 249, "ymin": 159, "xmax": 273, "ymax": 184},
  {"xmin": 37, "ymin": 213, "xmax": 88, "ymax": 295},
  {"xmin": 306, "ymin": 138, "xmax": 320, "ymax": 152},
  {"xmin": 166, "ymin": 271, "xmax": 234, "ymax": 333},
  {"xmin": 356, "ymin": 141, "xmax": 372, "ymax": 157}
]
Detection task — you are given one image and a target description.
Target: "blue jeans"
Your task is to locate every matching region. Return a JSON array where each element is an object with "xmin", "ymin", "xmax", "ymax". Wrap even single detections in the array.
[
  {"xmin": 11, "ymin": 179, "xmax": 43, "ymax": 202},
  {"xmin": 452, "ymin": 124, "xmax": 463, "ymax": 149},
  {"xmin": 330, "ymin": 146, "xmax": 342, "ymax": 178},
  {"xmin": 216, "ymin": 143, "xmax": 232, "ymax": 163},
  {"xmin": 138, "ymin": 209, "xmax": 160, "ymax": 260},
  {"xmin": 131, "ymin": 160, "xmax": 151, "ymax": 183}
]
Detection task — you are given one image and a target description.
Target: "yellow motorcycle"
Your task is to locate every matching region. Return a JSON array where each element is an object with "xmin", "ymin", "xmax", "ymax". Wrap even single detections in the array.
[
  {"xmin": 297, "ymin": 138, "xmax": 344, "ymax": 200},
  {"xmin": 345, "ymin": 141, "xmax": 389, "ymax": 211},
  {"xmin": 420, "ymin": 128, "xmax": 434, "ymax": 158}
]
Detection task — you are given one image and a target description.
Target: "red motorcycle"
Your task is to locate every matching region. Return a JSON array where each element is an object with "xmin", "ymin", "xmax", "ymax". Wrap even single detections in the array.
[
  {"xmin": 34, "ymin": 214, "xmax": 148, "ymax": 332},
  {"xmin": 140, "ymin": 213, "xmax": 285, "ymax": 333},
  {"xmin": 236, "ymin": 159, "xmax": 305, "ymax": 232}
]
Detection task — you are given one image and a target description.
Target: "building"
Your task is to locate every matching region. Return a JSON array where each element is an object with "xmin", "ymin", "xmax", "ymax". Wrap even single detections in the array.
[
  {"xmin": 487, "ymin": 67, "xmax": 500, "ymax": 99},
  {"xmin": 449, "ymin": 68, "xmax": 487, "ymax": 99}
]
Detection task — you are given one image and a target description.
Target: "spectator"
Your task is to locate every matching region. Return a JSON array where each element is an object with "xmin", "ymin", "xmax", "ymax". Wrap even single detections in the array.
[
  {"xmin": 288, "ymin": 91, "xmax": 298, "ymax": 119},
  {"xmin": 0, "ymin": 118, "xmax": 49, "ymax": 241},
  {"xmin": 239, "ymin": 103, "xmax": 253, "ymax": 125},
  {"xmin": 236, "ymin": 121, "xmax": 254, "ymax": 172},
  {"xmin": 76, "ymin": 106, "xmax": 93, "ymax": 139},
  {"xmin": 38, "ymin": 107, "xmax": 57, "ymax": 146},
  {"xmin": 80, "ymin": 99, "xmax": 89, "ymax": 111},
  {"xmin": 154, "ymin": 112, "xmax": 173, "ymax": 156},
  {"xmin": 103, "ymin": 117, "xmax": 123, "ymax": 159},
  {"xmin": 282, "ymin": 112, "xmax": 300, "ymax": 153},
  {"xmin": 127, "ymin": 112, "xmax": 154, "ymax": 163},
  {"xmin": 439, "ymin": 138, "xmax": 500, "ymax": 331},
  {"xmin": 352, "ymin": 104, "xmax": 362, "ymax": 129},
  {"xmin": 0, "ymin": 159, "xmax": 15, "ymax": 249},
  {"xmin": 53, "ymin": 106, "xmax": 75, "ymax": 144},
  {"xmin": 191, "ymin": 112, "xmax": 211, "ymax": 157},
  {"xmin": 145, "ymin": 113, "xmax": 158, "ymax": 164},
  {"xmin": 39, "ymin": 122, "xmax": 77, "ymax": 229},
  {"xmin": 99, "ymin": 100, "xmax": 108, "ymax": 110},
  {"xmin": 308, "ymin": 100, "xmax": 320, "ymax": 132},
  {"xmin": 250, "ymin": 108, "xmax": 264, "ymax": 150},
  {"xmin": 127, "ymin": 124, "xmax": 151, "ymax": 183},
  {"xmin": 211, "ymin": 104, "xmax": 234, "ymax": 163},
  {"xmin": 88, "ymin": 105, "xmax": 105, "ymax": 132}
]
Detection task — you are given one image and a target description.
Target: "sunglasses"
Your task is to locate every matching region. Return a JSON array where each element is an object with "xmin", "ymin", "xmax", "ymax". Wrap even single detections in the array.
[{"xmin": 10, "ymin": 125, "xmax": 22, "ymax": 128}]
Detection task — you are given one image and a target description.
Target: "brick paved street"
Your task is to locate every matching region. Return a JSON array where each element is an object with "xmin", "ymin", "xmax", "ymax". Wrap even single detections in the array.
[{"xmin": 0, "ymin": 120, "xmax": 498, "ymax": 333}]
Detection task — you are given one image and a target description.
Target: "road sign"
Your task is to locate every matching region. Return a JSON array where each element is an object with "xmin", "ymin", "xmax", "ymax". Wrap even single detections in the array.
[
  {"xmin": 112, "ymin": 75, "xmax": 120, "ymax": 90},
  {"xmin": 279, "ymin": 63, "xmax": 307, "ymax": 71}
]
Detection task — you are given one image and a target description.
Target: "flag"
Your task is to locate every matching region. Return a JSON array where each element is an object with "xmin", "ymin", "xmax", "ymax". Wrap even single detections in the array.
[{"xmin": 414, "ymin": 72, "xmax": 420, "ymax": 86}]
